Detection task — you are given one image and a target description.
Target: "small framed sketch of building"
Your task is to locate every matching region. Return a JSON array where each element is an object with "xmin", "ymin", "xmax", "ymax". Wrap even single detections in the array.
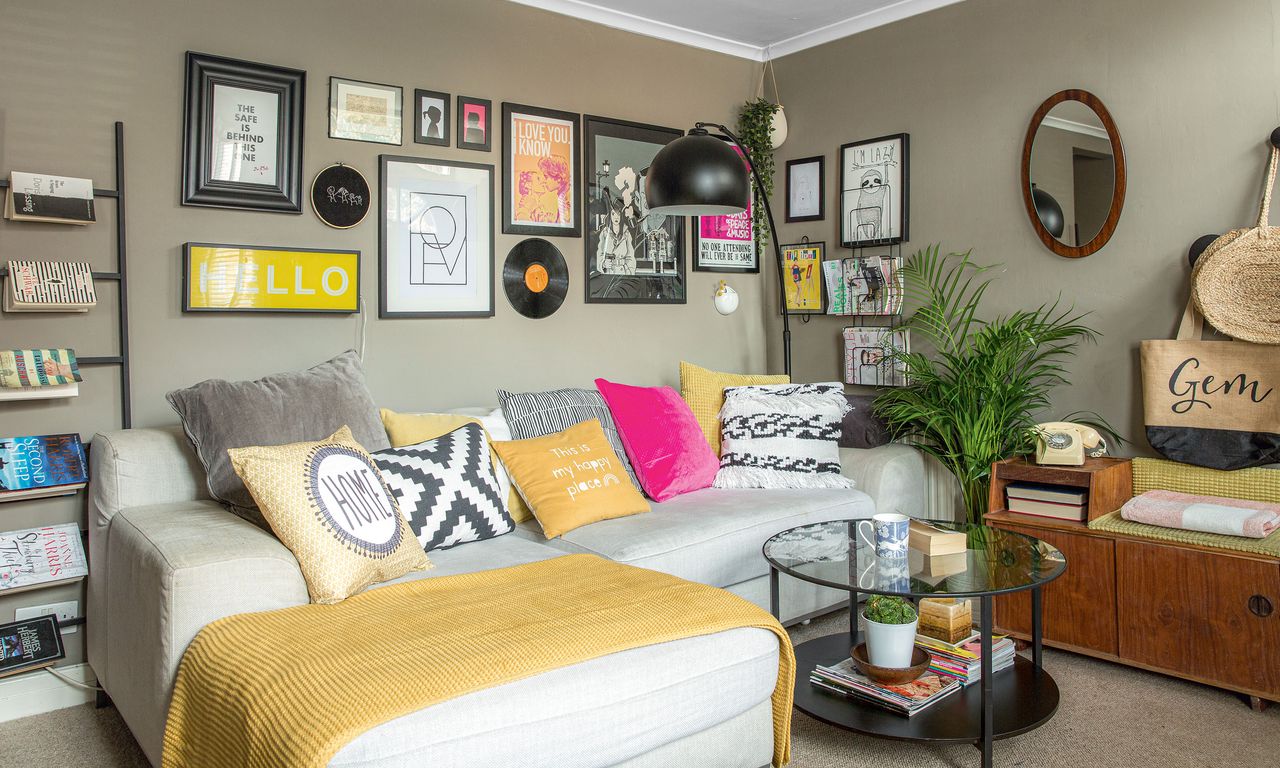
[
  {"xmin": 840, "ymin": 134, "xmax": 909, "ymax": 247},
  {"xmin": 378, "ymin": 155, "xmax": 495, "ymax": 318}
]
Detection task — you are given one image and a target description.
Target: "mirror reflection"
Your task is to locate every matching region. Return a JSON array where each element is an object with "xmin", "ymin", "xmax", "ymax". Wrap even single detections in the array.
[{"xmin": 1028, "ymin": 101, "xmax": 1116, "ymax": 247}]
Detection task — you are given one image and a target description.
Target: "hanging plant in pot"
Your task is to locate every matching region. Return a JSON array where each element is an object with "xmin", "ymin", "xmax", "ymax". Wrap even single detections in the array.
[
  {"xmin": 736, "ymin": 97, "xmax": 779, "ymax": 254},
  {"xmin": 862, "ymin": 595, "xmax": 919, "ymax": 668}
]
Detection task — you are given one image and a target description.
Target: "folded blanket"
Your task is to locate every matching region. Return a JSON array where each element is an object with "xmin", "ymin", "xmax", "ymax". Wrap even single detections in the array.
[{"xmin": 1121, "ymin": 490, "xmax": 1280, "ymax": 539}]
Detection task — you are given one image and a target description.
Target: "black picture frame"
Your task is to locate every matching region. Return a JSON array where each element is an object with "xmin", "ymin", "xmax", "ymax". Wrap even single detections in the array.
[
  {"xmin": 329, "ymin": 77, "xmax": 403, "ymax": 145},
  {"xmin": 413, "ymin": 88, "xmax": 451, "ymax": 147},
  {"xmin": 785, "ymin": 155, "xmax": 825, "ymax": 223},
  {"xmin": 501, "ymin": 102, "xmax": 582, "ymax": 238},
  {"xmin": 584, "ymin": 115, "xmax": 686, "ymax": 305},
  {"xmin": 181, "ymin": 51, "xmax": 305, "ymax": 213},
  {"xmin": 181, "ymin": 242, "xmax": 360, "ymax": 314},
  {"xmin": 378, "ymin": 154, "xmax": 496, "ymax": 318},
  {"xmin": 840, "ymin": 133, "xmax": 910, "ymax": 247},
  {"xmin": 457, "ymin": 95, "xmax": 492, "ymax": 152},
  {"xmin": 780, "ymin": 240, "xmax": 826, "ymax": 315},
  {"xmin": 692, "ymin": 135, "xmax": 759, "ymax": 274}
]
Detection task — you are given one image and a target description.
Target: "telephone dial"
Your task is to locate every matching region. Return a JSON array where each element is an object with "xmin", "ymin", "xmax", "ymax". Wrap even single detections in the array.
[{"xmin": 1033, "ymin": 422, "xmax": 1106, "ymax": 466}]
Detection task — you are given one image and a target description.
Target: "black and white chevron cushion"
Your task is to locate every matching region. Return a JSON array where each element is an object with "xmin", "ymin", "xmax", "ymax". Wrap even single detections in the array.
[{"xmin": 372, "ymin": 423, "xmax": 514, "ymax": 551}]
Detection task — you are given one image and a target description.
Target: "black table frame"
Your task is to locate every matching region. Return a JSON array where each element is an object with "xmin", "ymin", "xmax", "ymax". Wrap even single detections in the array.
[{"xmin": 767, "ymin": 532, "xmax": 1060, "ymax": 768}]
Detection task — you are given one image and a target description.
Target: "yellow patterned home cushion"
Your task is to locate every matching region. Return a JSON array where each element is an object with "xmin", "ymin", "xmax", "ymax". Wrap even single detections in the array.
[
  {"xmin": 1131, "ymin": 457, "xmax": 1280, "ymax": 503},
  {"xmin": 228, "ymin": 426, "xmax": 431, "ymax": 604},
  {"xmin": 492, "ymin": 420, "xmax": 649, "ymax": 539},
  {"xmin": 679, "ymin": 361, "xmax": 790, "ymax": 456},
  {"xmin": 380, "ymin": 408, "xmax": 532, "ymax": 523}
]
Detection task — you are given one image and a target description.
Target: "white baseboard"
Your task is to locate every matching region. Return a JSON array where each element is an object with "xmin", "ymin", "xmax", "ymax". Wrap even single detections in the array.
[{"xmin": 0, "ymin": 663, "xmax": 97, "ymax": 723}]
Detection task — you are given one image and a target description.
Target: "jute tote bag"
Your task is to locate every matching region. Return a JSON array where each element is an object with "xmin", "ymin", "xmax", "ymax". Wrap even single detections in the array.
[
  {"xmin": 1192, "ymin": 145, "xmax": 1280, "ymax": 344},
  {"xmin": 1141, "ymin": 301, "xmax": 1280, "ymax": 470}
]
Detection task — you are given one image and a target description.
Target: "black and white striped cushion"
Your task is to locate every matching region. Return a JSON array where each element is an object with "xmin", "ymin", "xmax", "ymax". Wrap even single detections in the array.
[
  {"xmin": 372, "ymin": 423, "xmax": 514, "ymax": 551},
  {"xmin": 497, "ymin": 387, "xmax": 639, "ymax": 486}
]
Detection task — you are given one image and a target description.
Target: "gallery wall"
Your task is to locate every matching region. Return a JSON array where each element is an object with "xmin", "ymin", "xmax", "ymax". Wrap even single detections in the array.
[
  {"xmin": 0, "ymin": 0, "xmax": 760, "ymax": 670},
  {"xmin": 767, "ymin": 0, "xmax": 1280, "ymax": 457}
]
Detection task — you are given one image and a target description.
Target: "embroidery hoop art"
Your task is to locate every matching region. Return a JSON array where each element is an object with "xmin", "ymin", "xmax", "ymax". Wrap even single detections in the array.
[{"xmin": 311, "ymin": 163, "xmax": 372, "ymax": 229}]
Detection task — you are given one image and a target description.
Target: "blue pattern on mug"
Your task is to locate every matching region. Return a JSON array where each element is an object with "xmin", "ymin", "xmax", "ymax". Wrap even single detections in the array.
[{"xmin": 858, "ymin": 513, "xmax": 910, "ymax": 559}]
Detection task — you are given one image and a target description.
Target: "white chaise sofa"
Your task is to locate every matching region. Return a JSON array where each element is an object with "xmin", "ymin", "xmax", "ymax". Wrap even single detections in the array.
[{"xmin": 87, "ymin": 423, "xmax": 925, "ymax": 767}]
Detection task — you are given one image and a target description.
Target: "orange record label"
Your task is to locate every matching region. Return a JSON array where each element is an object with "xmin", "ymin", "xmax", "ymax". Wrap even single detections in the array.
[{"xmin": 524, "ymin": 263, "xmax": 549, "ymax": 293}]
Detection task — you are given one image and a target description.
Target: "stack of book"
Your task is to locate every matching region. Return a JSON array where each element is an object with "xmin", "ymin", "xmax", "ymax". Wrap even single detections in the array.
[
  {"xmin": 3, "ymin": 261, "xmax": 97, "ymax": 312},
  {"xmin": 0, "ymin": 434, "xmax": 88, "ymax": 502},
  {"xmin": 810, "ymin": 657, "xmax": 961, "ymax": 716},
  {"xmin": 0, "ymin": 522, "xmax": 88, "ymax": 595},
  {"xmin": 915, "ymin": 631, "xmax": 1016, "ymax": 685},
  {"xmin": 0, "ymin": 349, "xmax": 82, "ymax": 401},
  {"xmin": 4, "ymin": 172, "xmax": 95, "ymax": 225},
  {"xmin": 1006, "ymin": 482, "xmax": 1087, "ymax": 521}
]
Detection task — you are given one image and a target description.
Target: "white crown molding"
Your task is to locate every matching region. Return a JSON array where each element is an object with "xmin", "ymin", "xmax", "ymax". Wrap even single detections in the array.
[
  {"xmin": 0, "ymin": 663, "xmax": 97, "ymax": 722},
  {"xmin": 765, "ymin": 0, "xmax": 967, "ymax": 59},
  {"xmin": 508, "ymin": 0, "xmax": 767, "ymax": 60},
  {"xmin": 1041, "ymin": 115, "xmax": 1110, "ymax": 141}
]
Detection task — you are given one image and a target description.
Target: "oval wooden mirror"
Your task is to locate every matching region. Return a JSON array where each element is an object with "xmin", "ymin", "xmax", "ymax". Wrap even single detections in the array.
[{"xmin": 1021, "ymin": 89, "xmax": 1126, "ymax": 258}]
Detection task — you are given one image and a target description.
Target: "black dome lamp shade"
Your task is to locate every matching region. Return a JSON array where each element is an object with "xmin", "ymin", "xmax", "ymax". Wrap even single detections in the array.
[
  {"xmin": 647, "ymin": 124, "xmax": 791, "ymax": 376},
  {"xmin": 1031, "ymin": 184, "xmax": 1065, "ymax": 239}
]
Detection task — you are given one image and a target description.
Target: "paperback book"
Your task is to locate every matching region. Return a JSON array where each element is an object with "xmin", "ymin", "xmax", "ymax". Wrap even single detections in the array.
[
  {"xmin": 0, "ymin": 434, "xmax": 89, "ymax": 501},
  {"xmin": 811, "ymin": 657, "xmax": 960, "ymax": 716},
  {"xmin": 4, "ymin": 172, "xmax": 95, "ymax": 225},
  {"xmin": 0, "ymin": 348, "xmax": 82, "ymax": 388},
  {"xmin": 3, "ymin": 261, "xmax": 97, "ymax": 312},
  {"xmin": 1006, "ymin": 482, "xmax": 1088, "ymax": 521},
  {"xmin": 0, "ymin": 522, "xmax": 88, "ymax": 595},
  {"xmin": 0, "ymin": 614, "xmax": 66, "ymax": 678}
]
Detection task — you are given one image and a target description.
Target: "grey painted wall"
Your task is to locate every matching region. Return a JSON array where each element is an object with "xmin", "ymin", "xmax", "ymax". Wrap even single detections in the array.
[
  {"xmin": 0, "ymin": 0, "xmax": 760, "ymax": 669},
  {"xmin": 766, "ymin": 0, "xmax": 1280, "ymax": 459}
]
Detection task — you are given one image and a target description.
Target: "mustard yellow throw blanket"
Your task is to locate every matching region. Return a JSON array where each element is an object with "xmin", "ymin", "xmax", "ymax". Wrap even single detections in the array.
[{"xmin": 162, "ymin": 554, "xmax": 795, "ymax": 768}]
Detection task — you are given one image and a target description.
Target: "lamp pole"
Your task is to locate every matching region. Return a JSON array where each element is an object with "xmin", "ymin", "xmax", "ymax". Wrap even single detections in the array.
[{"xmin": 694, "ymin": 122, "xmax": 791, "ymax": 377}]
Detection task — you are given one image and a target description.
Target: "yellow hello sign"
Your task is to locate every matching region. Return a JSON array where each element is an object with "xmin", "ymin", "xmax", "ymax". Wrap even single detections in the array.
[{"xmin": 183, "ymin": 243, "xmax": 359, "ymax": 313}]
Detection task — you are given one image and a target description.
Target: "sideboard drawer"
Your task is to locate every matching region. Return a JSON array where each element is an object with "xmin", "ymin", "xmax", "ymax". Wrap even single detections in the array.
[{"xmin": 1116, "ymin": 540, "xmax": 1280, "ymax": 695}]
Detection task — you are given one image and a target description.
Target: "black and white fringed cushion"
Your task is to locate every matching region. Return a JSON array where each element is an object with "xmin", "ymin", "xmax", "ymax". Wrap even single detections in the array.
[
  {"xmin": 714, "ymin": 382, "xmax": 855, "ymax": 490},
  {"xmin": 372, "ymin": 423, "xmax": 514, "ymax": 551}
]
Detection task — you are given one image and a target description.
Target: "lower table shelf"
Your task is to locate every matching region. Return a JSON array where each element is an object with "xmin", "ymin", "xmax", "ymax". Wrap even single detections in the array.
[{"xmin": 793, "ymin": 633, "xmax": 1060, "ymax": 744}]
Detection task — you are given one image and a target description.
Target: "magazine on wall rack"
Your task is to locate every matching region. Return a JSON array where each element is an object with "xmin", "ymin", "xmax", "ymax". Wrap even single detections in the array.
[
  {"xmin": 843, "ymin": 328, "xmax": 909, "ymax": 387},
  {"xmin": 826, "ymin": 255, "xmax": 903, "ymax": 316}
]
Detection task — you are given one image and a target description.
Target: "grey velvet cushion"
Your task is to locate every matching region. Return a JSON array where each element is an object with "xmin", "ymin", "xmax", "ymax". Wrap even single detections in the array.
[
  {"xmin": 840, "ymin": 393, "xmax": 891, "ymax": 449},
  {"xmin": 166, "ymin": 351, "xmax": 389, "ymax": 522}
]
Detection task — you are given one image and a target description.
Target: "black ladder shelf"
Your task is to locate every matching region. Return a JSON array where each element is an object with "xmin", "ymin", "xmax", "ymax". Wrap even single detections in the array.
[{"xmin": 0, "ymin": 121, "xmax": 131, "ymax": 428}]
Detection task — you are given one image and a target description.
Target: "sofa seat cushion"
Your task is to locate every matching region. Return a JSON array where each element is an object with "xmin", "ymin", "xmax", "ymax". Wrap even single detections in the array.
[
  {"xmin": 514, "ymin": 487, "xmax": 875, "ymax": 587},
  {"xmin": 383, "ymin": 533, "xmax": 563, "ymax": 582},
  {"xmin": 328, "ymin": 626, "xmax": 778, "ymax": 768}
]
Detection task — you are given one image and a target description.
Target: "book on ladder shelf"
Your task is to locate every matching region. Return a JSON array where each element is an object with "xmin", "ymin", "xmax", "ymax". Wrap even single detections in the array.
[
  {"xmin": 0, "ymin": 434, "xmax": 88, "ymax": 502},
  {"xmin": 0, "ymin": 522, "xmax": 88, "ymax": 595},
  {"xmin": 3, "ymin": 260, "xmax": 97, "ymax": 312},
  {"xmin": 0, "ymin": 348, "xmax": 83, "ymax": 401},
  {"xmin": 3, "ymin": 172, "xmax": 96, "ymax": 225}
]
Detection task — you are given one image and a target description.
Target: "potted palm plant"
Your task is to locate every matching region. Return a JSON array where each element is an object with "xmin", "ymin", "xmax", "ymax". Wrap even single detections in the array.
[
  {"xmin": 874, "ymin": 246, "xmax": 1118, "ymax": 526},
  {"xmin": 862, "ymin": 595, "xmax": 919, "ymax": 667}
]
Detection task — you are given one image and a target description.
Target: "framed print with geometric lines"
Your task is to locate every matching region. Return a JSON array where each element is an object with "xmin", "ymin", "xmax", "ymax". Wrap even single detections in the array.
[{"xmin": 378, "ymin": 154, "xmax": 495, "ymax": 318}]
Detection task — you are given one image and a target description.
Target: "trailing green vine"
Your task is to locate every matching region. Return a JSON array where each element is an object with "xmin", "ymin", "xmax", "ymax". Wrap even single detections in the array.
[{"xmin": 736, "ymin": 98, "xmax": 778, "ymax": 253}]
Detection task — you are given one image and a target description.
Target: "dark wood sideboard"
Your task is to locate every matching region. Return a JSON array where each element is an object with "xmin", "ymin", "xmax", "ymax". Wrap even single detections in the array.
[{"xmin": 985, "ymin": 458, "xmax": 1280, "ymax": 710}]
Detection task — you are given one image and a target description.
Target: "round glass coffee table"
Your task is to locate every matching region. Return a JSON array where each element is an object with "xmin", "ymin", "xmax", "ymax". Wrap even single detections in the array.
[{"xmin": 763, "ymin": 519, "xmax": 1066, "ymax": 768}]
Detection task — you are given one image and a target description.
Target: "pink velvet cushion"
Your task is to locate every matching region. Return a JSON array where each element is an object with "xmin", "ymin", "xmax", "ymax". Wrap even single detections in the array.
[{"xmin": 595, "ymin": 378, "xmax": 720, "ymax": 502}]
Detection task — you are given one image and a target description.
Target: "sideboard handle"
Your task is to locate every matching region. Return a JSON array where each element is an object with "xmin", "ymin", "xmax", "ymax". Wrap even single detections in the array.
[{"xmin": 1248, "ymin": 595, "xmax": 1274, "ymax": 618}]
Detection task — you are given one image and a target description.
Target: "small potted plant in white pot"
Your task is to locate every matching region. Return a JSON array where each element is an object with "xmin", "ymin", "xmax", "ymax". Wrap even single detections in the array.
[{"xmin": 863, "ymin": 595, "xmax": 919, "ymax": 668}]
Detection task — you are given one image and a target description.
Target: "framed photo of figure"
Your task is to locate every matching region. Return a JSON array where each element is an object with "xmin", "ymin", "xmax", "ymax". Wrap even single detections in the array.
[
  {"xmin": 693, "ymin": 137, "xmax": 757, "ymax": 273},
  {"xmin": 785, "ymin": 156, "xmax": 824, "ymax": 222},
  {"xmin": 840, "ymin": 133, "xmax": 909, "ymax": 247},
  {"xmin": 584, "ymin": 116, "xmax": 685, "ymax": 304},
  {"xmin": 181, "ymin": 51, "xmax": 305, "ymax": 213},
  {"xmin": 378, "ymin": 155, "xmax": 495, "ymax": 318},
  {"xmin": 413, "ymin": 89, "xmax": 450, "ymax": 147},
  {"xmin": 329, "ymin": 77, "xmax": 403, "ymax": 145},
  {"xmin": 780, "ymin": 241, "xmax": 825, "ymax": 314},
  {"xmin": 502, "ymin": 103, "xmax": 581, "ymax": 237},
  {"xmin": 457, "ymin": 96, "xmax": 491, "ymax": 152}
]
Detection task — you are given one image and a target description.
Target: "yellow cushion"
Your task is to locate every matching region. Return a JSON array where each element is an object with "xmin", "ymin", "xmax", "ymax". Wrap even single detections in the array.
[
  {"xmin": 679, "ymin": 361, "xmax": 790, "ymax": 456},
  {"xmin": 380, "ymin": 408, "xmax": 532, "ymax": 523},
  {"xmin": 228, "ymin": 426, "xmax": 431, "ymax": 604},
  {"xmin": 492, "ymin": 420, "xmax": 649, "ymax": 538}
]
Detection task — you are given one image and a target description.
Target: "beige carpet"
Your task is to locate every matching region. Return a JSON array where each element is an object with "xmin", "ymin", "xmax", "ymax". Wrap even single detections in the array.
[{"xmin": 1, "ymin": 610, "xmax": 1274, "ymax": 767}]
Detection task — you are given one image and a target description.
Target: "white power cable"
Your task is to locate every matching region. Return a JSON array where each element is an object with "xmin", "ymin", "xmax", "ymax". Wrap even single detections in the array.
[{"xmin": 45, "ymin": 666, "xmax": 104, "ymax": 692}]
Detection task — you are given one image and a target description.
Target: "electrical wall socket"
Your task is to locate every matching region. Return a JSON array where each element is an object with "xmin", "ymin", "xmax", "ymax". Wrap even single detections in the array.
[{"xmin": 14, "ymin": 601, "xmax": 79, "ymax": 634}]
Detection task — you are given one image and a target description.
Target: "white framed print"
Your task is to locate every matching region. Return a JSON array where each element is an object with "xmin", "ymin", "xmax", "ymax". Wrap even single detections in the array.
[
  {"xmin": 785, "ymin": 155, "xmax": 824, "ymax": 223},
  {"xmin": 378, "ymin": 155, "xmax": 494, "ymax": 318},
  {"xmin": 840, "ymin": 133, "xmax": 909, "ymax": 247},
  {"xmin": 330, "ymin": 77, "xmax": 403, "ymax": 145}
]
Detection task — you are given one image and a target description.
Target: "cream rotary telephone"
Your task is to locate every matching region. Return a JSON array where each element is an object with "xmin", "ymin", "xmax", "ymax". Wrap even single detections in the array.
[{"xmin": 1033, "ymin": 422, "xmax": 1106, "ymax": 466}]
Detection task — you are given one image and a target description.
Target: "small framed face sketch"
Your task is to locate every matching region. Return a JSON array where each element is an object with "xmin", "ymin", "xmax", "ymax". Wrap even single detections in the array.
[
  {"xmin": 457, "ymin": 95, "xmax": 491, "ymax": 152},
  {"xmin": 414, "ymin": 88, "xmax": 450, "ymax": 147}
]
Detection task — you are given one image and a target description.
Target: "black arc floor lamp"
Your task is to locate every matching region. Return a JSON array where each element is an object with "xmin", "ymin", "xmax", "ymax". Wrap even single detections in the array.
[{"xmin": 646, "ymin": 123, "xmax": 792, "ymax": 377}]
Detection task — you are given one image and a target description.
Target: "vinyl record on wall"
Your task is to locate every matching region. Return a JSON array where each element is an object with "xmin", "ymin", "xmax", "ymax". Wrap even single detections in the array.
[
  {"xmin": 310, "ymin": 163, "xmax": 371, "ymax": 228},
  {"xmin": 503, "ymin": 238, "xmax": 568, "ymax": 318}
]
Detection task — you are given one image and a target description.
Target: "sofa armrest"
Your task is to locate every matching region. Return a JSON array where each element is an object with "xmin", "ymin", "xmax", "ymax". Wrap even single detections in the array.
[
  {"xmin": 839, "ymin": 444, "xmax": 927, "ymax": 519},
  {"xmin": 100, "ymin": 500, "xmax": 307, "ymax": 764}
]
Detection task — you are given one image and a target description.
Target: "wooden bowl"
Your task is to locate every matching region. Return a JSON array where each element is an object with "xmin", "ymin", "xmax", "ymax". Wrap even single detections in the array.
[{"xmin": 851, "ymin": 643, "xmax": 931, "ymax": 685}]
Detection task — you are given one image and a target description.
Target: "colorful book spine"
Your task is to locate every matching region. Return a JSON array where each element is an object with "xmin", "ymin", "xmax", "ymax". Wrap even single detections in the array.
[
  {"xmin": 0, "ymin": 349, "xmax": 82, "ymax": 389},
  {"xmin": 0, "ymin": 434, "xmax": 88, "ymax": 494}
]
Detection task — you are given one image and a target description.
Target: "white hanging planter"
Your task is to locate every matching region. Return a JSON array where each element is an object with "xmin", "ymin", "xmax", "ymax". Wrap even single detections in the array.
[{"xmin": 770, "ymin": 106, "xmax": 788, "ymax": 149}]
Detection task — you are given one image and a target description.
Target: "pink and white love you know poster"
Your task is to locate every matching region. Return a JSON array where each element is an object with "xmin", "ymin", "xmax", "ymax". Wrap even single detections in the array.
[{"xmin": 693, "ymin": 143, "xmax": 757, "ymax": 272}]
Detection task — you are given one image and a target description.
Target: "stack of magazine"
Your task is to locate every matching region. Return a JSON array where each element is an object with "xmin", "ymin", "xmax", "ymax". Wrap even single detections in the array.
[
  {"xmin": 810, "ymin": 657, "xmax": 961, "ymax": 716},
  {"xmin": 915, "ymin": 631, "xmax": 1016, "ymax": 685}
]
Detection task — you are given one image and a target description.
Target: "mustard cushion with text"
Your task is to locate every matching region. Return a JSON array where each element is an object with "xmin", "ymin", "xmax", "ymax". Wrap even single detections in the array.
[
  {"xmin": 380, "ymin": 408, "xmax": 532, "ymax": 523},
  {"xmin": 492, "ymin": 420, "xmax": 649, "ymax": 538},
  {"xmin": 679, "ymin": 361, "xmax": 790, "ymax": 456},
  {"xmin": 229, "ymin": 426, "xmax": 431, "ymax": 604}
]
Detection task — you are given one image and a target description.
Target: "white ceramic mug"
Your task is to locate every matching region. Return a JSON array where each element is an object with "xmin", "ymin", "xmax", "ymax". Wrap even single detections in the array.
[{"xmin": 857, "ymin": 513, "xmax": 910, "ymax": 559}]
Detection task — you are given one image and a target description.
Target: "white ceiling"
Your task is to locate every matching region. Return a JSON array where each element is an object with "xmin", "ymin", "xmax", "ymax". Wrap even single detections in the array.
[{"xmin": 509, "ymin": 0, "xmax": 965, "ymax": 60}]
